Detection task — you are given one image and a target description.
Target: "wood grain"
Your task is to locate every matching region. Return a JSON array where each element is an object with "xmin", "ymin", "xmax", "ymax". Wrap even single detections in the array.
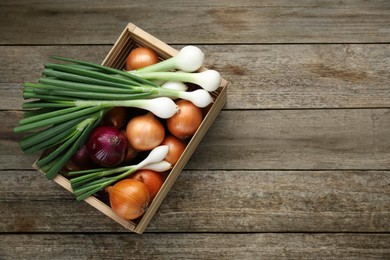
[
  {"xmin": 1, "ymin": 233, "xmax": 389, "ymax": 259},
  {"xmin": 0, "ymin": 170, "xmax": 389, "ymax": 232},
  {"xmin": 1, "ymin": 0, "xmax": 389, "ymax": 257},
  {"xmin": 3, "ymin": 109, "xmax": 390, "ymax": 170},
  {"xmin": 190, "ymin": 109, "xmax": 390, "ymax": 170},
  {"xmin": 0, "ymin": 0, "xmax": 389, "ymax": 44},
  {"xmin": 1, "ymin": 44, "xmax": 389, "ymax": 110}
]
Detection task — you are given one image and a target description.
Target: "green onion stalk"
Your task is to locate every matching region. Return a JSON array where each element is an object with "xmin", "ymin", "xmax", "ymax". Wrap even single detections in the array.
[{"xmin": 68, "ymin": 145, "xmax": 170, "ymax": 201}]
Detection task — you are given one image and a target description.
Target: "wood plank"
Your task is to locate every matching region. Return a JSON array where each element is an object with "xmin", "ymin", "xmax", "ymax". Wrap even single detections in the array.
[
  {"xmin": 211, "ymin": 44, "xmax": 390, "ymax": 109},
  {"xmin": 1, "ymin": 44, "xmax": 389, "ymax": 110},
  {"xmin": 1, "ymin": 170, "xmax": 388, "ymax": 232},
  {"xmin": 3, "ymin": 109, "xmax": 390, "ymax": 170},
  {"xmin": 1, "ymin": 233, "xmax": 389, "ymax": 259},
  {"xmin": 190, "ymin": 108, "xmax": 390, "ymax": 170},
  {"xmin": 1, "ymin": 0, "xmax": 388, "ymax": 256},
  {"xmin": 0, "ymin": 0, "xmax": 389, "ymax": 44},
  {"xmin": 0, "ymin": 45, "xmax": 110, "ymax": 110}
]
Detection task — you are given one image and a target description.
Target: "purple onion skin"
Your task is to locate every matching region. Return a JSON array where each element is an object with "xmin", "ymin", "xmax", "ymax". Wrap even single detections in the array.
[
  {"xmin": 86, "ymin": 126, "xmax": 128, "ymax": 167},
  {"xmin": 71, "ymin": 145, "xmax": 95, "ymax": 168}
]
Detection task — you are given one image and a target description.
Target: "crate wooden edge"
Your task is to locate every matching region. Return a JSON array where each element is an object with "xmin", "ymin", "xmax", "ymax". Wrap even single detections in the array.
[
  {"xmin": 102, "ymin": 23, "xmax": 179, "ymax": 67},
  {"xmin": 33, "ymin": 22, "xmax": 228, "ymax": 234},
  {"xmin": 135, "ymin": 81, "xmax": 228, "ymax": 233}
]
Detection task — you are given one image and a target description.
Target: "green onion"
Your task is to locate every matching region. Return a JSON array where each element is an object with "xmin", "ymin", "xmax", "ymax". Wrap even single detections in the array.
[
  {"xmin": 20, "ymin": 117, "xmax": 86, "ymax": 153},
  {"xmin": 15, "ymin": 53, "xmax": 215, "ymax": 182},
  {"xmin": 43, "ymin": 64, "xmax": 143, "ymax": 87},
  {"xmin": 51, "ymin": 56, "xmax": 159, "ymax": 87},
  {"xmin": 14, "ymin": 106, "xmax": 104, "ymax": 132},
  {"xmin": 133, "ymin": 70, "xmax": 221, "ymax": 92},
  {"xmin": 69, "ymin": 145, "xmax": 169, "ymax": 201},
  {"xmin": 44, "ymin": 113, "xmax": 103, "ymax": 180},
  {"xmin": 132, "ymin": 46, "xmax": 204, "ymax": 73}
]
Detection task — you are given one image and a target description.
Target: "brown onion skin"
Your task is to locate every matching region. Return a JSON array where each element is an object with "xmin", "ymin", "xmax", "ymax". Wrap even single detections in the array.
[
  {"xmin": 161, "ymin": 135, "xmax": 186, "ymax": 165},
  {"xmin": 125, "ymin": 113, "xmax": 165, "ymax": 151},
  {"xmin": 102, "ymin": 107, "xmax": 128, "ymax": 129},
  {"xmin": 130, "ymin": 170, "xmax": 163, "ymax": 200},
  {"xmin": 63, "ymin": 160, "xmax": 82, "ymax": 173},
  {"xmin": 123, "ymin": 143, "xmax": 139, "ymax": 163},
  {"xmin": 107, "ymin": 179, "xmax": 150, "ymax": 220},
  {"xmin": 126, "ymin": 47, "xmax": 159, "ymax": 70},
  {"xmin": 167, "ymin": 100, "xmax": 203, "ymax": 139}
]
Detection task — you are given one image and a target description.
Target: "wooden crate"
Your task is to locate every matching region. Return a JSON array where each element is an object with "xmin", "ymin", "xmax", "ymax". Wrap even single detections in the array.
[{"xmin": 34, "ymin": 23, "xmax": 228, "ymax": 234}]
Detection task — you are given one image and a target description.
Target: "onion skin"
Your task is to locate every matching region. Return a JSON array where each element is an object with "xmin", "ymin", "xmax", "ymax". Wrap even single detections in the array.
[
  {"xmin": 71, "ymin": 144, "xmax": 94, "ymax": 169},
  {"xmin": 107, "ymin": 179, "xmax": 150, "ymax": 220},
  {"xmin": 124, "ymin": 143, "xmax": 139, "ymax": 163},
  {"xmin": 167, "ymin": 100, "xmax": 203, "ymax": 139},
  {"xmin": 125, "ymin": 113, "xmax": 165, "ymax": 151},
  {"xmin": 126, "ymin": 47, "xmax": 159, "ymax": 71},
  {"xmin": 102, "ymin": 107, "xmax": 128, "ymax": 129},
  {"xmin": 130, "ymin": 170, "xmax": 163, "ymax": 200},
  {"xmin": 161, "ymin": 135, "xmax": 186, "ymax": 165},
  {"xmin": 64, "ymin": 159, "xmax": 83, "ymax": 172},
  {"xmin": 86, "ymin": 126, "xmax": 128, "ymax": 167}
]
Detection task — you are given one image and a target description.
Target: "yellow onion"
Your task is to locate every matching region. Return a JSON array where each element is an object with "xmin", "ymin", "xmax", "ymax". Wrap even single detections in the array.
[
  {"xmin": 125, "ymin": 113, "xmax": 165, "ymax": 151},
  {"xmin": 167, "ymin": 100, "xmax": 203, "ymax": 139},
  {"xmin": 102, "ymin": 107, "xmax": 128, "ymax": 129},
  {"xmin": 130, "ymin": 170, "xmax": 164, "ymax": 200},
  {"xmin": 161, "ymin": 135, "xmax": 186, "ymax": 165},
  {"xmin": 126, "ymin": 47, "xmax": 159, "ymax": 71},
  {"xmin": 107, "ymin": 179, "xmax": 150, "ymax": 220}
]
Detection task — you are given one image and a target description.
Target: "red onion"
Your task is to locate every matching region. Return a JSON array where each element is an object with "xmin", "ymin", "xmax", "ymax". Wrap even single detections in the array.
[
  {"xmin": 71, "ymin": 144, "xmax": 94, "ymax": 168},
  {"xmin": 86, "ymin": 126, "xmax": 128, "ymax": 167}
]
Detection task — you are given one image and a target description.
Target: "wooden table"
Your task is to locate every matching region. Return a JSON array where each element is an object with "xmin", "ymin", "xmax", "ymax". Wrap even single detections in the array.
[{"xmin": 1, "ymin": 1, "xmax": 389, "ymax": 259}]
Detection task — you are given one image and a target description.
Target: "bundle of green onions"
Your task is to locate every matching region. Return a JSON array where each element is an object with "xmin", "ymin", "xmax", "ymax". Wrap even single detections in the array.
[
  {"xmin": 14, "ymin": 57, "xmax": 172, "ymax": 180},
  {"xmin": 14, "ymin": 52, "xmax": 218, "ymax": 180}
]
